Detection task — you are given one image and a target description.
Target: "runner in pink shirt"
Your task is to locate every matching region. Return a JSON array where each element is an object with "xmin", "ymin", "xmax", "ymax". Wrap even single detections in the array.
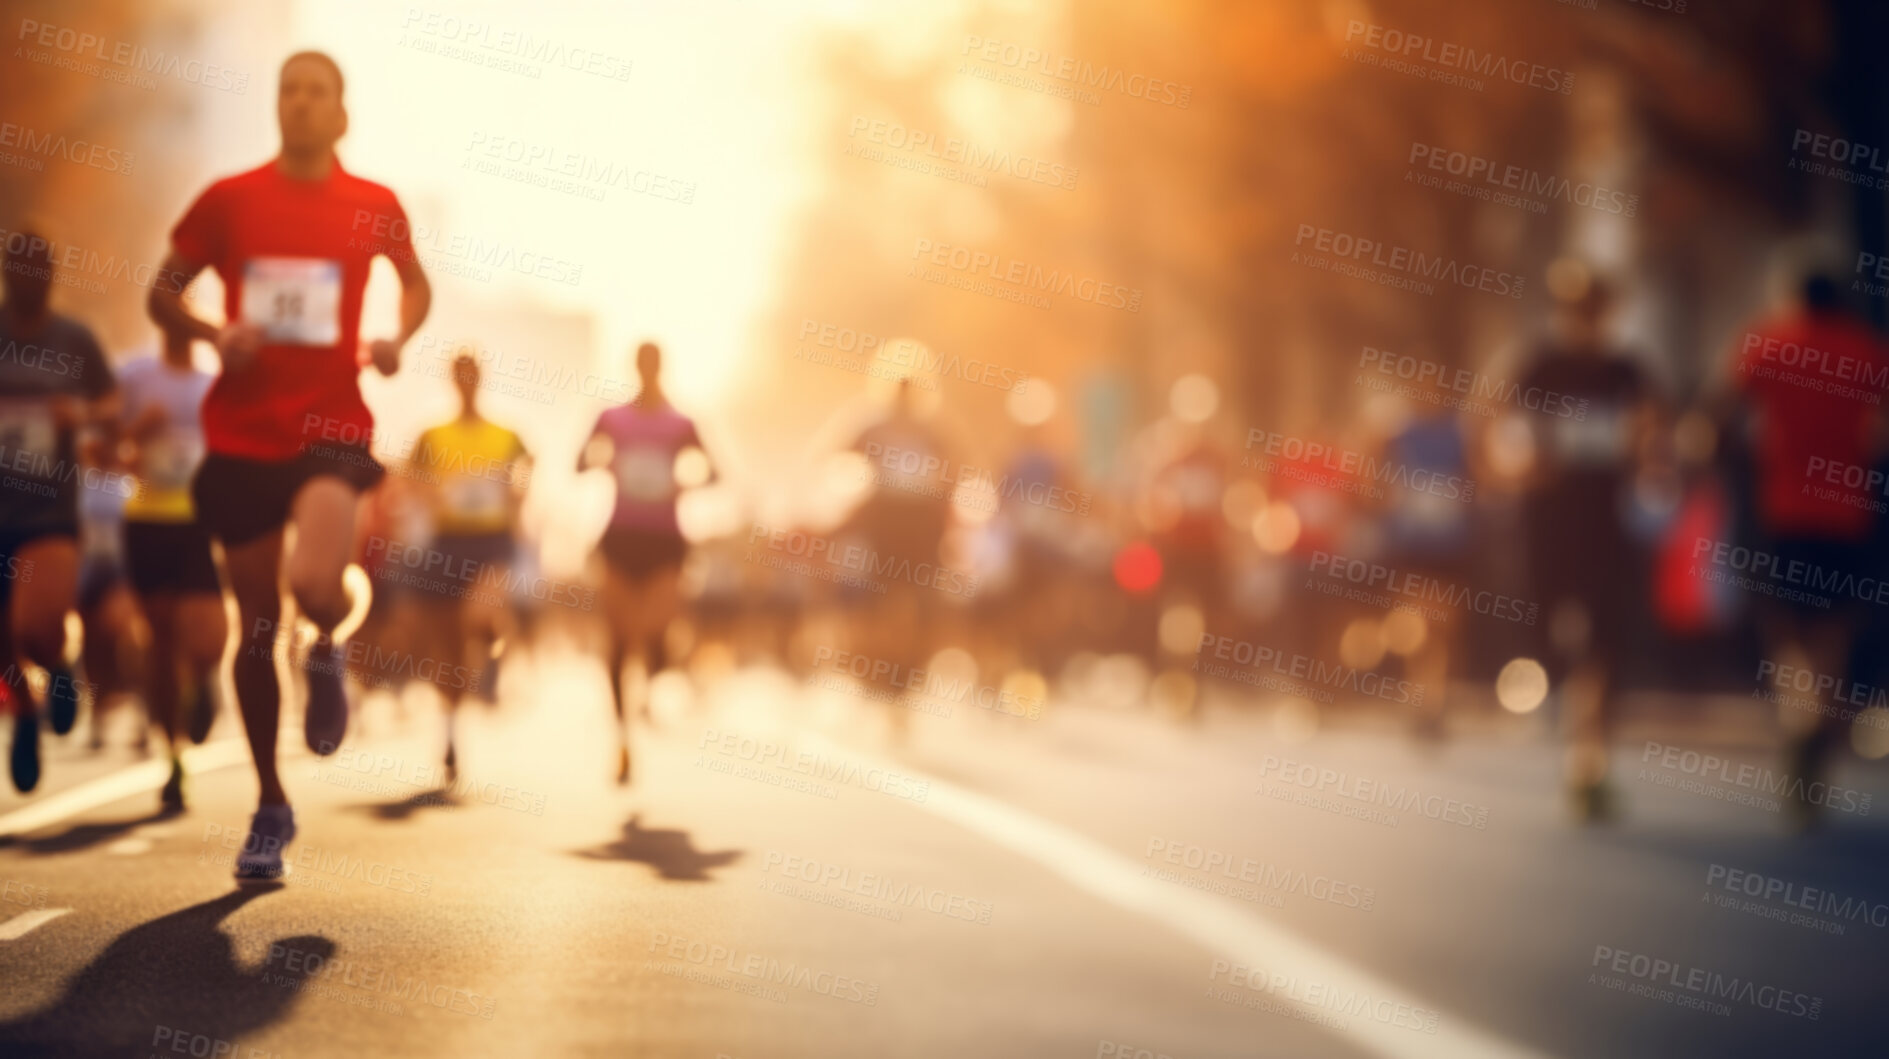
[{"xmin": 579, "ymin": 342, "xmax": 712, "ymax": 784}]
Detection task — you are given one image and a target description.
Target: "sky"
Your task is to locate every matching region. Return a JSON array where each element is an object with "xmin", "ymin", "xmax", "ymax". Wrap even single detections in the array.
[{"xmin": 282, "ymin": 0, "xmax": 837, "ymax": 416}]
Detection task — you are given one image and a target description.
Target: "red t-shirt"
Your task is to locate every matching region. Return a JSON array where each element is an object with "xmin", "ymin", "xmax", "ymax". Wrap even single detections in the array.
[
  {"xmin": 170, "ymin": 159, "xmax": 416, "ymax": 461},
  {"xmin": 1734, "ymin": 309, "xmax": 1888, "ymax": 539}
]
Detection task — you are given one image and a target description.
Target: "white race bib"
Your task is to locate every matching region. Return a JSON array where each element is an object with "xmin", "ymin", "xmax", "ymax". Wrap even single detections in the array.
[
  {"xmin": 242, "ymin": 257, "xmax": 342, "ymax": 345},
  {"xmin": 883, "ymin": 452, "xmax": 935, "ymax": 493},
  {"xmin": 615, "ymin": 447, "xmax": 676, "ymax": 503},
  {"xmin": 1552, "ymin": 407, "xmax": 1628, "ymax": 466},
  {"xmin": 1399, "ymin": 488, "xmax": 1465, "ymax": 532},
  {"xmin": 142, "ymin": 430, "xmax": 204, "ymax": 490},
  {"xmin": 0, "ymin": 399, "xmax": 57, "ymax": 470},
  {"xmin": 443, "ymin": 475, "xmax": 508, "ymax": 521}
]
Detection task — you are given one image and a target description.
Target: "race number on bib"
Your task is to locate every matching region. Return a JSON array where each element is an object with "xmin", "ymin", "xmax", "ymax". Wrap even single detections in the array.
[
  {"xmin": 1172, "ymin": 465, "xmax": 1222, "ymax": 511},
  {"xmin": 615, "ymin": 447, "xmax": 676, "ymax": 503},
  {"xmin": 443, "ymin": 475, "xmax": 508, "ymax": 521},
  {"xmin": 1552, "ymin": 408, "xmax": 1628, "ymax": 466},
  {"xmin": 143, "ymin": 431, "xmax": 205, "ymax": 490},
  {"xmin": 242, "ymin": 257, "xmax": 342, "ymax": 345},
  {"xmin": 1400, "ymin": 488, "xmax": 1467, "ymax": 533},
  {"xmin": 0, "ymin": 399, "xmax": 57, "ymax": 470}
]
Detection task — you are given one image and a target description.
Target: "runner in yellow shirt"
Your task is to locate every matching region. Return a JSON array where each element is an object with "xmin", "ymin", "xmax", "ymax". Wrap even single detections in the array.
[
  {"xmin": 119, "ymin": 322, "xmax": 226, "ymax": 810},
  {"xmin": 410, "ymin": 352, "xmax": 530, "ymax": 779}
]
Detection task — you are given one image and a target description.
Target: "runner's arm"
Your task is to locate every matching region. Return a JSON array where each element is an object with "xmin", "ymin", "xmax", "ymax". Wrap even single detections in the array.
[
  {"xmin": 148, "ymin": 249, "xmax": 268, "ymax": 373},
  {"xmin": 146, "ymin": 251, "xmax": 218, "ymax": 347},
  {"xmin": 364, "ymin": 252, "xmax": 432, "ymax": 376},
  {"xmin": 392, "ymin": 250, "xmax": 432, "ymax": 345},
  {"xmin": 685, "ymin": 422, "xmax": 719, "ymax": 485},
  {"xmin": 577, "ymin": 422, "xmax": 608, "ymax": 472},
  {"xmin": 507, "ymin": 444, "xmax": 533, "ymax": 518}
]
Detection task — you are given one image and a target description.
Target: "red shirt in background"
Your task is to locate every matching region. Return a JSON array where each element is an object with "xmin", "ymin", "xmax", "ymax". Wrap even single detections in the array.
[
  {"xmin": 170, "ymin": 159, "xmax": 416, "ymax": 461},
  {"xmin": 1734, "ymin": 309, "xmax": 1889, "ymax": 540}
]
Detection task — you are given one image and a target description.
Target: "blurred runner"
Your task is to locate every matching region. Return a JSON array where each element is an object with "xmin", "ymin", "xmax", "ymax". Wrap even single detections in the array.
[
  {"xmin": 411, "ymin": 351, "xmax": 530, "ymax": 779},
  {"xmin": 118, "ymin": 323, "xmax": 225, "ymax": 809},
  {"xmin": 845, "ymin": 378, "xmax": 954, "ymax": 739},
  {"xmin": 987, "ymin": 425, "xmax": 1082, "ymax": 681},
  {"xmin": 1519, "ymin": 268, "xmax": 1659, "ymax": 822},
  {"xmin": 1375, "ymin": 380, "xmax": 1477, "ymax": 739},
  {"xmin": 349, "ymin": 454, "xmax": 426, "ymax": 700},
  {"xmin": 1146, "ymin": 418, "xmax": 1230, "ymax": 721},
  {"xmin": 74, "ymin": 432, "xmax": 142, "ymax": 753},
  {"xmin": 1727, "ymin": 272, "xmax": 1888, "ymax": 829},
  {"xmin": 1149, "ymin": 425, "xmax": 1230, "ymax": 631},
  {"xmin": 148, "ymin": 51, "xmax": 432, "ymax": 879},
  {"xmin": 1, "ymin": 225, "xmax": 118, "ymax": 793},
  {"xmin": 582, "ymin": 342, "xmax": 709, "ymax": 784}
]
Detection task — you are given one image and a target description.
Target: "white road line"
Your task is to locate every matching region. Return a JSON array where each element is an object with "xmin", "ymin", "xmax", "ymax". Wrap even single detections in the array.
[
  {"xmin": 0, "ymin": 907, "xmax": 70, "ymax": 940},
  {"xmin": 0, "ymin": 739, "xmax": 251, "ymax": 840},
  {"xmin": 805, "ymin": 734, "xmax": 1553, "ymax": 1059}
]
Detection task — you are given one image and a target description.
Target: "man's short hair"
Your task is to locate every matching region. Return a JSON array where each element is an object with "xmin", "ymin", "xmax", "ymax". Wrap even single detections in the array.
[{"xmin": 281, "ymin": 50, "xmax": 345, "ymax": 97}]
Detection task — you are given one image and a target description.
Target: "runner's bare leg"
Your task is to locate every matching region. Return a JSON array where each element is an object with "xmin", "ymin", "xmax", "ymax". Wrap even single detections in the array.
[
  {"xmin": 223, "ymin": 528, "xmax": 287, "ymax": 805},
  {"xmin": 286, "ymin": 478, "xmax": 360, "ymax": 634}
]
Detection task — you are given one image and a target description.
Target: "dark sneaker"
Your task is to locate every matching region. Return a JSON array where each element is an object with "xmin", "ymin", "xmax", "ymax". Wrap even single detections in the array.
[
  {"xmin": 444, "ymin": 741, "xmax": 458, "ymax": 784},
  {"xmin": 159, "ymin": 758, "xmax": 186, "ymax": 813},
  {"xmin": 476, "ymin": 649, "xmax": 500, "ymax": 705},
  {"xmin": 1568, "ymin": 778, "xmax": 1618, "ymax": 824},
  {"xmin": 234, "ymin": 805, "xmax": 297, "ymax": 882},
  {"xmin": 186, "ymin": 681, "xmax": 217, "ymax": 745},
  {"xmin": 9, "ymin": 707, "xmax": 40, "ymax": 793},
  {"xmin": 1783, "ymin": 731, "xmax": 1825, "ymax": 834},
  {"xmin": 47, "ymin": 663, "xmax": 80, "ymax": 736},
  {"xmin": 303, "ymin": 643, "xmax": 349, "ymax": 755}
]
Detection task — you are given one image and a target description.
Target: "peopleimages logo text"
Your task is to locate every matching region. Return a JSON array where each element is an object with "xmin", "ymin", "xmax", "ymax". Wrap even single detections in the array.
[
  {"xmin": 1357, "ymin": 345, "xmax": 1589, "ymax": 419},
  {"xmin": 910, "ymin": 240, "xmax": 1142, "ymax": 312},
  {"xmin": 1308, "ymin": 551, "xmax": 1538, "ymax": 625},
  {"xmin": 960, "ymin": 37, "xmax": 1192, "ymax": 108},
  {"xmin": 1407, "ymin": 142, "xmax": 1635, "ymax": 216},
  {"xmin": 1196, "ymin": 633, "xmax": 1423, "ymax": 706},
  {"xmin": 1343, "ymin": 21, "xmax": 1573, "ymax": 95},
  {"xmin": 1590, "ymin": 945, "xmax": 1821, "ymax": 1020},
  {"xmin": 16, "ymin": 19, "xmax": 250, "ymax": 92},
  {"xmin": 1245, "ymin": 429, "xmax": 1475, "ymax": 502},
  {"xmin": 1706, "ymin": 864, "xmax": 1889, "ymax": 930},
  {"xmin": 1690, "ymin": 535, "xmax": 1889, "ymax": 607},
  {"xmin": 1640, "ymin": 741, "xmax": 1871, "ymax": 815},
  {"xmin": 1293, "ymin": 224, "xmax": 1525, "ymax": 299}
]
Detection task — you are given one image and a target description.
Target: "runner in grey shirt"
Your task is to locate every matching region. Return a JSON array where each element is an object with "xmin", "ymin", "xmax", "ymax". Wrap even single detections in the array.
[{"xmin": 1, "ymin": 225, "xmax": 118, "ymax": 793}]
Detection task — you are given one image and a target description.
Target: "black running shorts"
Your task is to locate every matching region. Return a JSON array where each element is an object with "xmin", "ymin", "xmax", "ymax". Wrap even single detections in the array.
[{"xmin": 192, "ymin": 444, "xmax": 386, "ymax": 548}]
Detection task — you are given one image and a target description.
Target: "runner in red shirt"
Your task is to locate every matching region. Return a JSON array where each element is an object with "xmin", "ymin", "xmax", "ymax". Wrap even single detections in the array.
[
  {"xmin": 148, "ymin": 51, "xmax": 432, "ymax": 880},
  {"xmin": 1730, "ymin": 273, "xmax": 1888, "ymax": 828}
]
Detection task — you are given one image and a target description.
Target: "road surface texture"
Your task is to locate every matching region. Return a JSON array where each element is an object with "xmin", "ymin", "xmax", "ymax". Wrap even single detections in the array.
[{"xmin": 2, "ymin": 630, "xmax": 1885, "ymax": 1058}]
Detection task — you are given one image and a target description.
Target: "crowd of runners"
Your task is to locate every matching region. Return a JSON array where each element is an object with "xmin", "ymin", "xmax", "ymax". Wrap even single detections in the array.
[
  {"xmin": 3, "ymin": 48, "xmax": 1886, "ymax": 886},
  {"xmin": 0, "ymin": 51, "xmax": 712, "ymax": 881}
]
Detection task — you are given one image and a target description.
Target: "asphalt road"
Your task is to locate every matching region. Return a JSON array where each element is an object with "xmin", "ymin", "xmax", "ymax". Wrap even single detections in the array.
[{"xmin": 2, "ymin": 628, "xmax": 1886, "ymax": 1058}]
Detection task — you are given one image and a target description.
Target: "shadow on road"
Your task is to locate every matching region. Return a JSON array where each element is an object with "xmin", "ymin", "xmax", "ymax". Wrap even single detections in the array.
[
  {"xmin": 0, "ymin": 809, "xmax": 176, "ymax": 856},
  {"xmin": 360, "ymin": 787, "xmax": 461, "ymax": 822},
  {"xmin": 578, "ymin": 814, "xmax": 742, "ymax": 881},
  {"xmin": 0, "ymin": 885, "xmax": 331, "ymax": 1057}
]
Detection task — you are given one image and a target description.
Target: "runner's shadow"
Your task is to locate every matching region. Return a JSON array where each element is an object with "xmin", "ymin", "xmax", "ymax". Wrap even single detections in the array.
[
  {"xmin": 0, "ymin": 885, "xmax": 331, "ymax": 1057},
  {"xmin": 359, "ymin": 787, "xmax": 460, "ymax": 821},
  {"xmin": 0, "ymin": 809, "xmax": 174, "ymax": 855},
  {"xmin": 577, "ymin": 814, "xmax": 741, "ymax": 881}
]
